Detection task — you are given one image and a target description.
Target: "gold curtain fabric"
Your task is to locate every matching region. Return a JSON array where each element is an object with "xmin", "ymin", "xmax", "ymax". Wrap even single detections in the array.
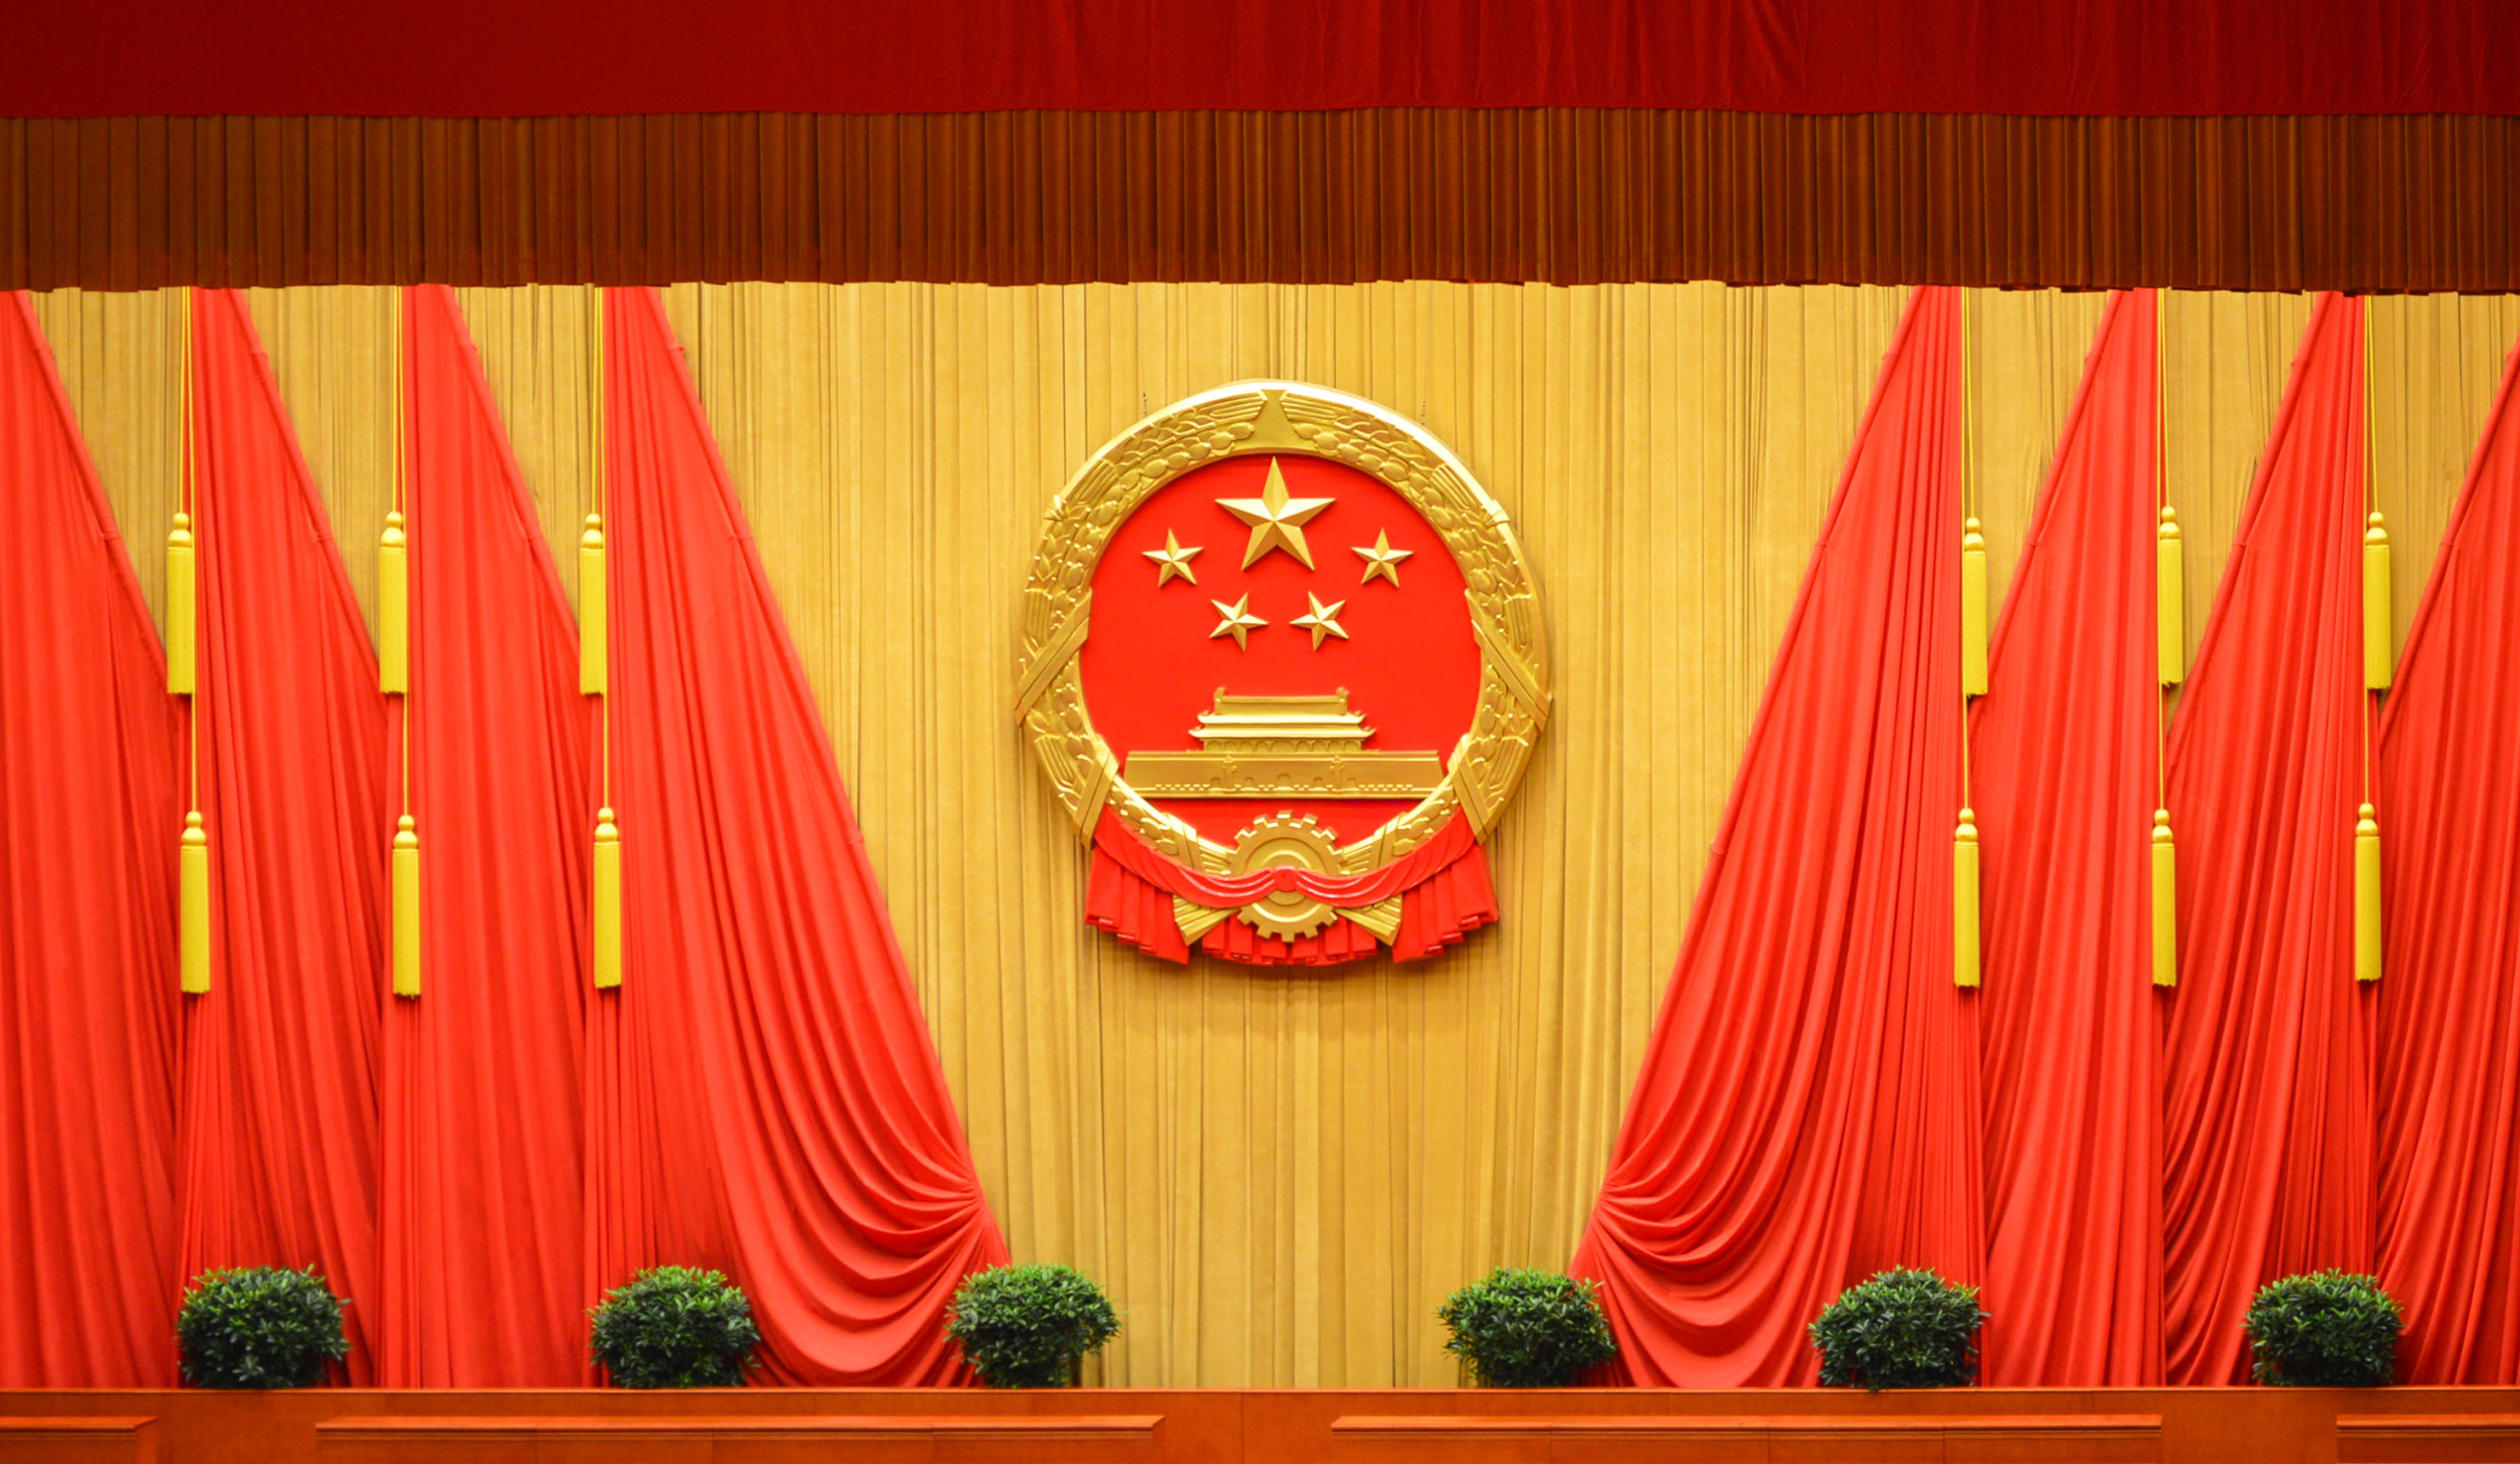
[{"xmin": 32, "ymin": 282, "xmax": 2520, "ymax": 1386}]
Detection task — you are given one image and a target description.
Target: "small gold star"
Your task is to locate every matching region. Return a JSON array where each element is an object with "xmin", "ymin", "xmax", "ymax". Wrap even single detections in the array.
[
  {"xmin": 1209, "ymin": 595, "xmax": 1267, "ymax": 650},
  {"xmin": 1291, "ymin": 593, "xmax": 1350, "ymax": 650},
  {"xmin": 1144, "ymin": 530, "xmax": 1203, "ymax": 587},
  {"xmin": 1217, "ymin": 458, "xmax": 1336, "ymax": 569},
  {"xmin": 1353, "ymin": 530, "xmax": 1414, "ymax": 588}
]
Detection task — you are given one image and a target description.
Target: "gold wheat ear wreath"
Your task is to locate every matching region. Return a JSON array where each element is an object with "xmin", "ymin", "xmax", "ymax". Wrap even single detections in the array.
[{"xmin": 1014, "ymin": 381, "xmax": 1550, "ymax": 957}]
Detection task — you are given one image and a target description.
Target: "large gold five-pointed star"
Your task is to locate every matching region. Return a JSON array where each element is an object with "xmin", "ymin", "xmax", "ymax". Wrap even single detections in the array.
[
  {"xmin": 1209, "ymin": 595, "xmax": 1267, "ymax": 650},
  {"xmin": 1353, "ymin": 530, "xmax": 1413, "ymax": 588},
  {"xmin": 1217, "ymin": 458, "xmax": 1336, "ymax": 569},
  {"xmin": 1291, "ymin": 592, "xmax": 1350, "ymax": 650},
  {"xmin": 1144, "ymin": 530, "xmax": 1203, "ymax": 587}
]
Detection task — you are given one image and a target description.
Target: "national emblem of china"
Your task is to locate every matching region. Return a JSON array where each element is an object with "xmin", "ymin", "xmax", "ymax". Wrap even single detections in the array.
[{"xmin": 1017, "ymin": 382, "xmax": 1549, "ymax": 967}]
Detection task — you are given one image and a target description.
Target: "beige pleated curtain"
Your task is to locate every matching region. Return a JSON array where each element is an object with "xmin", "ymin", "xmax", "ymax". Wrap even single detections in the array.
[{"xmin": 32, "ymin": 282, "xmax": 2520, "ymax": 1386}]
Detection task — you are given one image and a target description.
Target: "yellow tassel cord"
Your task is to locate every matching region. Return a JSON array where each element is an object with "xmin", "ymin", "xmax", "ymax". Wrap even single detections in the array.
[
  {"xmin": 2363, "ymin": 512, "xmax": 2393, "ymax": 690},
  {"xmin": 1960, "ymin": 517, "xmax": 1989, "ymax": 697},
  {"xmin": 2158, "ymin": 507, "xmax": 2184, "ymax": 685},
  {"xmin": 2355, "ymin": 802, "xmax": 2383, "ymax": 984},
  {"xmin": 1953, "ymin": 807, "xmax": 1982, "ymax": 988},
  {"xmin": 2151, "ymin": 808, "xmax": 2178, "ymax": 987},
  {"xmin": 592, "ymin": 807, "xmax": 622, "ymax": 989},
  {"xmin": 379, "ymin": 510, "xmax": 409, "ymax": 694},
  {"xmin": 166, "ymin": 513, "xmax": 197, "ymax": 695},
  {"xmin": 389, "ymin": 814, "xmax": 421, "ymax": 998},
  {"xmin": 179, "ymin": 811, "xmax": 210, "ymax": 994},
  {"xmin": 580, "ymin": 513, "xmax": 608, "ymax": 696}
]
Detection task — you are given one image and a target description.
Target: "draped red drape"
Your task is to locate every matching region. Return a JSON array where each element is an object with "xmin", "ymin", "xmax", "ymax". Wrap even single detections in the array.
[
  {"xmin": 179, "ymin": 288, "xmax": 388, "ymax": 1382},
  {"xmin": 376, "ymin": 286, "xmax": 594, "ymax": 1387},
  {"xmin": 0, "ymin": 293, "xmax": 183, "ymax": 1387},
  {"xmin": 1972, "ymin": 289, "xmax": 2165, "ymax": 1386},
  {"xmin": 2160, "ymin": 291, "xmax": 2376, "ymax": 1385},
  {"xmin": 2375, "ymin": 329, "xmax": 2520, "ymax": 1385},
  {"xmin": 1570, "ymin": 286, "xmax": 1980, "ymax": 1386},
  {"xmin": 594, "ymin": 286, "xmax": 1009, "ymax": 1384}
]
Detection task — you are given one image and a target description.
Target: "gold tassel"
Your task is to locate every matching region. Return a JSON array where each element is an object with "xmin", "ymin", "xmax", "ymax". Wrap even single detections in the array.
[
  {"xmin": 2356, "ymin": 803, "xmax": 2382, "ymax": 983},
  {"xmin": 2151, "ymin": 808, "xmax": 2178, "ymax": 987},
  {"xmin": 2363, "ymin": 511, "xmax": 2393, "ymax": 690},
  {"xmin": 2157, "ymin": 506, "xmax": 2185, "ymax": 686},
  {"xmin": 179, "ymin": 811, "xmax": 210, "ymax": 994},
  {"xmin": 391, "ymin": 814, "xmax": 421, "ymax": 998},
  {"xmin": 580, "ymin": 513, "xmax": 608, "ymax": 696},
  {"xmin": 379, "ymin": 511, "xmax": 409, "ymax": 695},
  {"xmin": 167, "ymin": 513, "xmax": 196, "ymax": 695},
  {"xmin": 1953, "ymin": 807, "xmax": 1982, "ymax": 988},
  {"xmin": 1961, "ymin": 517, "xmax": 1988, "ymax": 697},
  {"xmin": 592, "ymin": 807, "xmax": 622, "ymax": 989}
]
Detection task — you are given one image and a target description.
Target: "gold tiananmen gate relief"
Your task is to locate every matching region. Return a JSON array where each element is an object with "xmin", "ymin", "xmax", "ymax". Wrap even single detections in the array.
[{"xmin": 1018, "ymin": 382, "xmax": 1550, "ymax": 967}]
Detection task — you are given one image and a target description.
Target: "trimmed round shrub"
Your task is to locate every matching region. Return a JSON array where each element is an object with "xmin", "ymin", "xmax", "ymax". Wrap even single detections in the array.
[
  {"xmin": 2245, "ymin": 1271, "xmax": 2402, "ymax": 1387},
  {"xmin": 1437, "ymin": 1267, "xmax": 1618, "ymax": 1387},
  {"xmin": 177, "ymin": 1267, "xmax": 349, "ymax": 1389},
  {"xmin": 589, "ymin": 1266, "xmax": 761, "ymax": 1388},
  {"xmin": 945, "ymin": 1264, "xmax": 1120, "ymax": 1388},
  {"xmin": 1808, "ymin": 1268, "xmax": 1987, "ymax": 1390}
]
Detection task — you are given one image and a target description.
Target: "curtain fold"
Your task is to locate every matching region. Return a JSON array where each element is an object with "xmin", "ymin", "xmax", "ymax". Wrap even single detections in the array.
[
  {"xmin": 2160, "ymin": 291, "xmax": 2376, "ymax": 1385},
  {"xmin": 2374, "ymin": 326, "xmax": 2520, "ymax": 1384},
  {"xmin": 376, "ymin": 284, "xmax": 593, "ymax": 1386},
  {"xmin": 595, "ymin": 286, "xmax": 1008, "ymax": 1384},
  {"xmin": 1570, "ymin": 286, "xmax": 1980, "ymax": 1385},
  {"xmin": 1972, "ymin": 288, "xmax": 2165, "ymax": 1386},
  {"xmin": 177, "ymin": 286, "xmax": 388, "ymax": 1381},
  {"xmin": 0, "ymin": 292, "xmax": 184, "ymax": 1386}
]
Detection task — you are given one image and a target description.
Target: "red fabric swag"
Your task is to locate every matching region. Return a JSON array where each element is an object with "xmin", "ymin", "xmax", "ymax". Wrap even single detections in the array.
[
  {"xmin": 594, "ymin": 286, "xmax": 1008, "ymax": 1384},
  {"xmin": 0, "ymin": 293, "xmax": 184, "ymax": 1386},
  {"xmin": 2375, "ymin": 325, "xmax": 2520, "ymax": 1384},
  {"xmin": 1571, "ymin": 286, "xmax": 1981, "ymax": 1385},
  {"xmin": 2160, "ymin": 291, "xmax": 2376, "ymax": 1385},
  {"xmin": 1084, "ymin": 807, "xmax": 1495, "ymax": 966},
  {"xmin": 179, "ymin": 288, "xmax": 388, "ymax": 1381},
  {"xmin": 376, "ymin": 286, "xmax": 594, "ymax": 1387},
  {"xmin": 1971, "ymin": 289, "xmax": 2165, "ymax": 1386}
]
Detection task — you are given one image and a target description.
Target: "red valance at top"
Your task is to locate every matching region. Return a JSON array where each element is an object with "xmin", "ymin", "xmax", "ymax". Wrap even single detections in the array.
[{"xmin": 1, "ymin": 0, "xmax": 2509, "ymax": 119}]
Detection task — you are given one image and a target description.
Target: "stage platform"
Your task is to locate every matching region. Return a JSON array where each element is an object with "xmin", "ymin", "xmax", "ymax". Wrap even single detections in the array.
[{"xmin": 9, "ymin": 1387, "xmax": 2520, "ymax": 1464}]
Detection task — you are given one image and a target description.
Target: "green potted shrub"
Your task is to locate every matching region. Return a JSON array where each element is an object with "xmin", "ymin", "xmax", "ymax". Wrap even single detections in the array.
[
  {"xmin": 945, "ymin": 1263, "xmax": 1120, "ymax": 1387},
  {"xmin": 2245, "ymin": 1271, "xmax": 2402, "ymax": 1386},
  {"xmin": 176, "ymin": 1267, "xmax": 350, "ymax": 1389},
  {"xmin": 589, "ymin": 1266, "xmax": 762, "ymax": 1387},
  {"xmin": 1808, "ymin": 1268, "xmax": 1987, "ymax": 1389},
  {"xmin": 1437, "ymin": 1267, "xmax": 1618, "ymax": 1387}
]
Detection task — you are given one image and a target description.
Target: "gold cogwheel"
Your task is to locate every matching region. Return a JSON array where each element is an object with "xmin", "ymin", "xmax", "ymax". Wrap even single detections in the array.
[{"xmin": 1228, "ymin": 813, "xmax": 1342, "ymax": 941}]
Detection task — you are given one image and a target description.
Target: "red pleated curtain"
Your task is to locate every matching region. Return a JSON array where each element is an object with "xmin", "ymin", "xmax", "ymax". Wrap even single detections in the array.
[
  {"xmin": 2160, "ymin": 291, "xmax": 2376, "ymax": 1385},
  {"xmin": 2375, "ymin": 328, "xmax": 2520, "ymax": 1384},
  {"xmin": 0, "ymin": 293, "xmax": 184, "ymax": 1386},
  {"xmin": 1571, "ymin": 286, "xmax": 1981, "ymax": 1386},
  {"xmin": 1971, "ymin": 289, "xmax": 2165, "ymax": 1386},
  {"xmin": 592, "ymin": 286, "xmax": 1009, "ymax": 1384},
  {"xmin": 178, "ymin": 288, "xmax": 389, "ymax": 1381},
  {"xmin": 376, "ymin": 285, "xmax": 595, "ymax": 1386}
]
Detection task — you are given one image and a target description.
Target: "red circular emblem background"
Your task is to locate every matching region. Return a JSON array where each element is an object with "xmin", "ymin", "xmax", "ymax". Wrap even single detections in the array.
[{"xmin": 1079, "ymin": 453, "xmax": 1481, "ymax": 847}]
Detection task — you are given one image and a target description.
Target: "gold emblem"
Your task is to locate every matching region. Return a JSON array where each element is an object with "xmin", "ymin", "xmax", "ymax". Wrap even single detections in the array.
[{"xmin": 1017, "ymin": 382, "xmax": 1550, "ymax": 946}]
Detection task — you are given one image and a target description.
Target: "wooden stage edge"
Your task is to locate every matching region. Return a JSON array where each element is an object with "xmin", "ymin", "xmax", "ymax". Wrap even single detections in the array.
[{"xmin": 8, "ymin": 1386, "xmax": 2520, "ymax": 1464}]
